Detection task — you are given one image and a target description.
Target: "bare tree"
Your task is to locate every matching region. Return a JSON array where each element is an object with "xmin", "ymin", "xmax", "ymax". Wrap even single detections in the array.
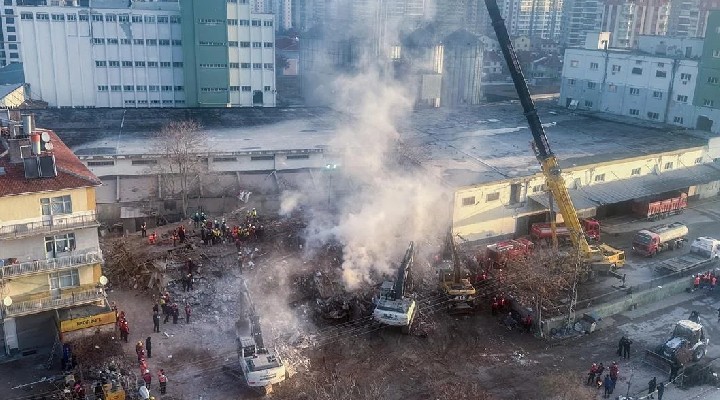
[{"xmin": 152, "ymin": 120, "xmax": 207, "ymax": 217}]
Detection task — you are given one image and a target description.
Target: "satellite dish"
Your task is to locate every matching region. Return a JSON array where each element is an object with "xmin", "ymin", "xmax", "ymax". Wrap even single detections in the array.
[
  {"xmin": 40, "ymin": 132, "xmax": 50, "ymax": 142},
  {"xmin": 44, "ymin": 142, "xmax": 54, "ymax": 151},
  {"xmin": 99, "ymin": 276, "xmax": 108, "ymax": 286},
  {"xmin": 3, "ymin": 296, "xmax": 12, "ymax": 306}
]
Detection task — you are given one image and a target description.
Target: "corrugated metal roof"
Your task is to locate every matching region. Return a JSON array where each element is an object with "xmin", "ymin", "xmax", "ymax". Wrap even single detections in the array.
[{"xmin": 530, "ymin": 162, "xmax": 720, "ymax": 210}]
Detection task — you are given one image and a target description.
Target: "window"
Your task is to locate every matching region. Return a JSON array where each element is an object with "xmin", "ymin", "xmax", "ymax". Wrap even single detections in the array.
[
  {"xmin": 590, "ymin": 62, "xmax": 598, "ymax": 70},
  {"xmin": 158, "ymin": 39, "xmax": 170, "ymax": 46},
  {"xmin": 264, "ymin": 63, "xmax": 273, "ymax": 70},
  {"xmin": 676, "ymin": 95, "xmax": 688, "ymax": 102},
  {"xmin": 147, "ymin": 61, "xmax": 158, "ymax": 67},
  {"xmin": 6, "ymin": 26, "xmax": 13, "ymax": 32},
  {"xmin": 110, "ymin": 85, "xmax": 121, "ymax": 91},
  {"xmin": 52, "ymin": 14, "xmax": 65, "ymax": 21},
  {"xmin": 653, "ymin": 91, "xmax": 663, "ymax": 99},
  {"xmin": 135, "ymin": 61, "xmax": 145, "ymax": 67},
  {"xmin": 87, "ymin": 160, "xmax": 115, "ymax": 166},
  {"xmin": 241, "ymin": 86, "xmax": 251, "ymax": 92},
  {"xmin": 157, "ymin": 16, "xmax": 168, "ymax": 23},
  {"xmin": 239, "ymin": 19, "xmax": 249, "ymax": 26},
  {"xmin": 92, "ymin": 14, "xmax": 103, "ymax": 22},
  {"xmin": 199, "ymin": 63, "xmax": 227, "ymax": 68},
  {"xmin": 20, "ymin": 12, "xmax": 32, "ymax": 20},
  {"xmin": 570, "ymin": 60, "xmax": 578, "ymax": 67},
  {"xmin": 132, "ymin": 15, "xmax": 142, "ymax": 23},
  {"xmin": 695, "ymin": 157, "xmax": 703, "ymax": 164},
  {"xmin": 532, "ymin": 184, "xmax": 546, "ymax": 193},
  {"xmin": 199, "ymin": 41, "xmax": 225, "ymax": 46},
  {"xmin": 170, "ymin": 16, "xmax": 181, "ymax": 24},
  {"xmin": 7, "ymin": 44, "xmax": 16, "ymax": 50},
  {"xmin": 132, "ymin": 159, "xmax": 158, "ymax": 165},
  {"xmin": 230, "ymin": 63, "xmax": 239, "ymax": 68},
  {"xmin": 612, "ymin": 65, "xmax": 621, "ymax": 72},
  {"xmin": 109, "ymin": 61, "xmax": 120, "ymax": 67},
  {"xmin": 631, "ymin": 168, "xmax": 641, "ymax": 176},
  {"xmin": 486, "ymin": 192, "xmax": 500, "ymax": 202},
  {"xmin": 49, "ymin": 269, "xmax": 80, "ymax": 289},
  {"xmin": 133, "ymin": 39, "xmax": 144, "ymax": 45},
  {"xmin": 664, "ymin": 162, "xmax": 674, "ymax": 170},
  {"xmin": 252, "ymin": 63, "xmax": 262, "ymax": 69},
  {"xmin": 95, "ymin": 61, "xmax": 107, "ymax": 67},
  {"xmin": 123, "ymin": 85, "xmax": 133, "ymax": 91},
  {"xmin": 136, "ymin": 85, "xmax": 147, "ymax": 91},
  {"xmin": 228, "ymin": 19, "xmax": 238, "ymax": 25},
  {"xmin": 713, "ymin": 49, "xmax": 720, "ymax": 58},
  {"xmin": 608, "ymin": 84, "xmax": 617, "ymax": 92},
  {"xmin": 252, "ymin": 42, "xmax": 262, "ymax": 48},
  {"xmin": 119, "ymin": 15, "xmax": 129, "ymax": 23},
  {"xmin": 656, "ymin": 70, "xmax": 667, "ymax": 78},
  {"xmin": 241, "ymin": 63, "xmax": 250, "ymax": 68},
  {"xmin": 230, "ymin": 86, "xmax": 240, "ymax": 91},
  {"xmin": 6, "ymin": 17, "xmax": 15, "ymax": 24},
  {"xmin": 674, "ymin": 116, "xmax": 684, "ymax": 124},
  {"xmin": 461, "ymin": 196, "xmax": 475, "ymax": 206},
  {"xmin": 594, "ymin": 174, "xmax": 605, "ymax": 182},
  {"xmin": 584, "ymin": 100, "xmax": 593, "ymax": 107},
  {"xmin": 160, "ymin": 62, "xmax": 171, "ymax": 67},
  {"xmin": 149, "ymin": 85, "xmax": 159, "ymax": 92},
  {"xmin": 704, "ymin": 99, "xmax": 715, "ymax": 107},
  {"xmin": 162, "ymin": 100, "xmax": 173, "ymax": 104},
  {"xmin": 708, "ymin": 76, "xmax": 718, "ymax": 84},
  {"xmin": 8, "ymin": 52, "xmax": 15, "ymax": 58},
  {"xmin": 587, "ymin": 82, "xmax": 596, "ymax": 89},
  {"xmin": 264, "ymin": 86, "xmax": 271, "ymax": 91},
  {"xmin": 41, "ymin": 195, "xmax": 73, "ymax": 215},
  {"xmin": 647, "ymin": 112, "xmax": 659, "ymax": 120},
  {"xmin": 630, "ymin": 88, "xmax": 640, "ymax": 95},
  {"xmin": 251, "ymin": 155, "xmax": 274, "ymax": 161},
  {"xmin": 161, "ymin": 85, "xmax": 172, "ymax": 91},
  {"xmin": 120, "ymin": 39, "xmax": 131, "ymax": 45},
  {"xmin": 92, "ymin": 38, "xmax": 105, "ymax": 45},
  {"xmin": 229, "ymin": 41, "xmax": 238, "ymax": 47},
  {"xmin": 287, "ymin": 154, "xmax": 309, "ymax": 160},
  {"xmin": 122, "ymin": 61, "xmax": 133, "ymax": 67},
  {"xmin": 146, "ymin": 39, "xmax": 157, "ymax": 45},
  {"xmin": 174, "ymin": 86, "xmax": 184, "ymax": 91},
  {"xmin": 657, "ymin": 62, "xmax": 665, "ymax": 68},
  {"xmin": 629, "ymin": 108, "xmax": 639, "ymax": 115},
  {"xmin": 631, "ymin": 67, "xmax": 643, "ymax": 75},
  {"xmin": 251, "ymin": 19, "xmax": 261, "ymax": 26},
  {"xmin": 105, "ymin": 14, "xmax": 116, "ymax": 22},
  {"xmin": 568, "ymin": 79, "xmax": 575, "ymax": 85},
  {"xmin": 213, "ymin": 157, "xmax": 237, "ymax": 162},
  {"xmin": 680, "ymin": 73, "xmax": 692, "ymax": 80},
  {"xmin": 45, "ymin": 233, "xmax": 76, "ymax": 254},
  {"xmin": 107, "ymin": 38, "xmax": 118, "ymax": 44},
  {"xmin": 36, "ymin": 12, "xmax": 48, "ymax": 20},
  {"xmin": 264, "ymin": 42, "xmax": 273, "ymax": 48},
  {"xmin": 263, "ymin": 20, "xmax": 273, "ymax": 27},
  {"xmin": 138, "ymin": 100, "xmax": 148, "ymax": 105},
  {"xmin": 144, "ymin": 15, "xmax": 155, "ymax": 23},
  {"xmin": 240, "ymin": 41, "xmax": 250, "ymax": 47},
  {"xmin": 172, "ymin": 62, "xmax": 183, "ymax": 68},
  {"xmin": 172, "ymin": 40, "xmax": 182, "ymax": 46}
]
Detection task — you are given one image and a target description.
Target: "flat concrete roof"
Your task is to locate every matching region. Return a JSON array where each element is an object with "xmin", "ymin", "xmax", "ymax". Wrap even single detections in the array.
[{"xmin": 47, "ymin": 102, "xmax": 711, "ymax": 189}]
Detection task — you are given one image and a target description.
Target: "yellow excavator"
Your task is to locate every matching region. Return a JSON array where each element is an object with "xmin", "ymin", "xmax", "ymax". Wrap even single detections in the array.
[
  {"xmin": 484, "ymin": 0, "xmax": 625, "ymax": 271},
  {"xmin": 438, "ymin": 231, "xmax": 478, "ymax": 314}
]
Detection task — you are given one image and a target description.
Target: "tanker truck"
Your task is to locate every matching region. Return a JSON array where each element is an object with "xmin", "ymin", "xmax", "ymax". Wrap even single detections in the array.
[{"xmin": 632, "ymin": 222, "xmax": 688, "ymax": 257}]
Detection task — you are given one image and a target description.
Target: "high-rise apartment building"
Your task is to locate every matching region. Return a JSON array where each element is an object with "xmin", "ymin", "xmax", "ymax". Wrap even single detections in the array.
[
  {"xmin": 561, "ymin": 0, "xmax": 603, "ymax": 47},
  {"xmin": 0, "ymin": 0, "xmax": 275, "ymax": 108},
  {"xmin": 601, "ymin": 0, "xmax": 669, "ymax": 48},
  {"xmin": 499, "ymin": 0, "xmax": 564, "ymax": 40},
  {"xmin": 693, "ymin": 10, "xmax": 720, "ymax": 130},
  {"xmin": 667, "ymin": 0, "xmax": 720, "ymax": 37}
]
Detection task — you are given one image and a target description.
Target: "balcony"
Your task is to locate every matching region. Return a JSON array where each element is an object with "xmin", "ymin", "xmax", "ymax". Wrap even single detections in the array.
[
  {"xmin": 0, "ymin": 211, "xmax": 100, "ymax": 240},
  {"xmin": 1, "ymin": 248, "xmax": 103, "ymax": 279},
  {"xmin": 3, "ymin": 286, "xmax": 106, "ymax": 318}
]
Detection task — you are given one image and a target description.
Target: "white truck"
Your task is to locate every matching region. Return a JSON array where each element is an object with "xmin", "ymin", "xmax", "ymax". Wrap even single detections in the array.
[
  {"xmin": 689, "ymin": 237, "xmax": 720, "ymax": 259},
  {"xmin": 373, "ymin": 242, "xmax": 417, "ymax": 334},
  {"xmin": 632, "ymin": 222, "xmax": 688, "ymax": 257}
]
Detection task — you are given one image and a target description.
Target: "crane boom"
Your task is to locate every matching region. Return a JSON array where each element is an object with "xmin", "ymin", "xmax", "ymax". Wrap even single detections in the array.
[
  {"xmin": 484, "ymin": 0, "xmax": 621, "ymax": 264},
  {"xmin": 393, "ymin": 242, "xmax": 414, "ymax": 300}
]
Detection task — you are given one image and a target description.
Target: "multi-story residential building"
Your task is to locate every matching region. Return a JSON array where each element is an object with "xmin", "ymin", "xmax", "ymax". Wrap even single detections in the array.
[
  {"xmin": 499, "ymin": 0, "xmax": 564, "ymax": 40},
  {"xmin": 600, "ymin": 0, "xmax": 669, "ymax": 48},
  {"xmin": 0, "ymin": 118, "xmax": 110, "ymax": 356},
  {"xmin": 272, "ymin": 0, "xmax": 293, "ymax": 31},
  {"xmin": 561, "ymin": 0, "xmax": 603, "ymax": 47},
  {"xmin": 181, "ymin": 0, "xmax": 276, "ymax": 107},
  {"xmin": 560, "ymin": 31, "xmax": 720, "ymax": 133},
  {"xmin": 434, "ymin": 0, "xmax": 491, "ymax": 37},
  {"xmin": 0, "ymin": 0, "xmax": 275, "ymax": 108},
  {"xmin": 693, "ymin": 10, "xmax": 720, "ymax": 131},
  {"xmin": 667, "ymin": 0, "xmax": 720, "ymax": 38}
]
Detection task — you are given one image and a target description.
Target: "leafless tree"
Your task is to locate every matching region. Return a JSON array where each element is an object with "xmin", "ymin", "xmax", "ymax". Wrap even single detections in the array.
[{"xmin": 152, "ymin": 120, "xmax": 207, "ymax": 217}]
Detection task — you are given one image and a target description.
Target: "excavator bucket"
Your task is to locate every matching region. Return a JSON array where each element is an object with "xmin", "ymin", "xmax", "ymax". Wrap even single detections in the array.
[{"xmin": 643, "ymin": 349, "xmax": 674, "ymax": 375}]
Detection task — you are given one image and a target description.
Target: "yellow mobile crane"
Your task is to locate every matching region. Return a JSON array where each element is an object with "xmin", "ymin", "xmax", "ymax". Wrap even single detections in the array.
[
  {"xmin": 438, "ymin": 231, "xmax": 478, "ymax": 314},
  {"xmin": 484, "ymin": 0, "xmax": 625, "ymax": 269}
]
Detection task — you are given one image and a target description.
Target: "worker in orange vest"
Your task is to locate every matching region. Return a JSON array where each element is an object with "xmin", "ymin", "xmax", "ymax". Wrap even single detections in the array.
[
  {"xmin": 148, "ymin": 232, "xmax": 157, "ymax": 245},
  {"xmin": 694, "ymin": 275, "xmax": 701, "ymax": 290}
]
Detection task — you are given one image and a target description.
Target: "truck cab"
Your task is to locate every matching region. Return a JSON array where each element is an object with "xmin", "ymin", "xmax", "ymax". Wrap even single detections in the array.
[
  {"xmin": 660, "ymin": 320, "xmax": 708, "ymax": 362},
  {"xmin": 690, "ymin": 237, "xmax": 720, "ymax": 259}
]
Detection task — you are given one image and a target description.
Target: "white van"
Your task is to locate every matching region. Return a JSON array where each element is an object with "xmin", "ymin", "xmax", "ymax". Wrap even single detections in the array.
[{"xmin": 690, "ymin": 237, "xmax": 720, "ymax": 259}]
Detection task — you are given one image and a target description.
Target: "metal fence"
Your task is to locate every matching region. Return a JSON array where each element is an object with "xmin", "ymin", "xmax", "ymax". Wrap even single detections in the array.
[
  {"xmin": 1, "ymin": 248, "xmax": 103, "ymax": 278},
  {"xmin": 0, "ymin": 212, "xmax": 99, "ymax": 239},
  {"xmin": 4, "ymin": 288, "xmax": 106, "ymax": 317}
]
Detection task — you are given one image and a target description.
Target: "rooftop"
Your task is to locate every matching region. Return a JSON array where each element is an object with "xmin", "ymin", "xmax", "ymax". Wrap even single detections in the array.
[
  {"xmin": 0, "ymin": 129, "xmax": 102, "ymax": 197},
  {"xmin": 39, "ymin": 102, "xmax": 711, "ymax": 189}
]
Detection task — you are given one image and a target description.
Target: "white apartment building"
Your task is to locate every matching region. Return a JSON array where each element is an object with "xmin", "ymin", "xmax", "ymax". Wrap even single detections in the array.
[
  {"xmin": 667, "ymin": 0, "xmax": 720, "ymax": 38},
  {"xmin": 560, "ymin": 34, "xmax": 720, "ymax": 132},
  {"xmin": 561, "ymin": 0, "xmax": 603, "ymax": 47},
  {"xmin": 500, "ymin": 0, "xmax": 564, "ymax": 40},
  {"xmin": 600, "ymin": 0, "xmax": 669, "ymax": 48}
]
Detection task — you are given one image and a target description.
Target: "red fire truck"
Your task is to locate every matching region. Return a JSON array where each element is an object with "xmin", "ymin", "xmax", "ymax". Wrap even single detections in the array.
[{"xmin": 530, "ymin": 218, "xmax": 601, "ymax": 243}]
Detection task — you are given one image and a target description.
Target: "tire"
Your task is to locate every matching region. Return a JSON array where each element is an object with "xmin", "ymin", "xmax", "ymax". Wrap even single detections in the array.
[
  {"xmin": 694, "ymin": 347, "xmax": 706, "ymax": 361},
  {"xmin": 550, "ymin": 327, "xmax": 559, "ymax": 336}
]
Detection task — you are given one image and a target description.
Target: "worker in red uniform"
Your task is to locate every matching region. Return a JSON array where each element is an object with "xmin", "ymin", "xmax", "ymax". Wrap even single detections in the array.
[
  {"xmin": 610, "ymin": 361, "xmax": 619, "ymax": 384},
  {"xmin": 694, "ymin": 275, "xmax": 701, "ymax": 290},
  {"xmin": 119, "ymin": 319, "xmax": 130, "ymax": 343},
  {"xmin": 158, "ymin": 369, "xmax": 168, "ymax": 394},
  {"xmin": 148, "ymin": 232, "xmax": 157, "ymax": 245},
  {"xmin": 491, "ymin": 297, "xmax": 499, "ymax": 316},
  {"xmin": 712, "ymin": 275, "xmax": 717, "ymax": 291}
]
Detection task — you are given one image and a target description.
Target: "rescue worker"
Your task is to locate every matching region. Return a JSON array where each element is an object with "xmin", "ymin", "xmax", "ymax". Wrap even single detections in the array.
[
  {"xmin": 148, "ymin": 231, "xmax": 157, "ymax": 245},
  {"xmin": 491, "ymin": 297, "xmax": 498, "ymax": 316},
  {"xmin": 143, "ymin": 369, "xmax": 152, "ymax": 386},
  {"xmin": 603, "ymin": 374, "xmax": 612, "ymax": 398},
  {"xmin": 617, "ymin": 336, "xmax": 626, "ymax": 357},
  {"xmin": 153, "ymin": 310, "xmax": 160, "ymax": 333},
  {"xmin": 146, "ymin": 336, "xmax": 152, "ymax": 358},
  {"xmin": 609, "ymin": 361, "xmax": 619, "ymax": 384},
  {"xmin": 648, "ymin": 376, "xmax": 657, "ymax": 399},
  {"xmin": 119, "ymin": 319, "xmax": 130, "ymax": 343},
  {"xmin": 694, "ymin": 274, "xmax": 701, "ymax": 290},
  {"xmin": 523, "ymin": 314, "xmax": 533, "ymax": 333},
  {"xmin": 141, "ymin": 221, "xmax": 147, "ymax": 238},
  {"xmin": 172, "ymin": 303, "xmax": 179, "ymax": 324},
  {"xmin": 186, "ymin": 273, "xmax": 194, "ymax": 291},
  {"xmin": 622, "ymin": 337, "xmax": 633, "ymax": 359},
  {"xmin": 185, "ymin": 303, "xmax": 191, "ymax": 324},
  {"xmin": 712, "ymin": 275, "xmax": 717, "ymax": 291},
  {"xmin": 238, "ymin": 252, "xmax": 244, "ymax": 274},
  {"xmin": 172, "ymin": 229, "xmax": 179, "ymax": 247},
  {"xmin": 138, "ymin": 383, "xmax": 150, "ymax": 400},
  {"xmin": 178, "ymin": 225, "xmax": 186, "ymax": 243},
  {"xmin": 657, "ymin": 381, "xmax": 665, "ymax": 400},
  {"xmin": 158, "ymin": 369, "xmax": 168, "ymax": 394},
  {"xmin": 587, "ymin": 363, "xmax": 598, "ymax": 385}
]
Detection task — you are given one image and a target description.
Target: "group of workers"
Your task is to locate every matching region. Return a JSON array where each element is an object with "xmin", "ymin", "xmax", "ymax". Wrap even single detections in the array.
[
  {"xmin": 586, "ymin": 361, "xmax": 620, "ymax": 397},
  {"xmin": 693, "ymin": 270, "xmax": 718, "ymax": 291}
]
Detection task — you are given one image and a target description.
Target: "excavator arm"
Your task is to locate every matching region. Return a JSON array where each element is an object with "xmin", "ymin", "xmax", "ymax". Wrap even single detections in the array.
[{"xmin": 484, "ymin": 0, "xmax": 600, "ymax": 261}]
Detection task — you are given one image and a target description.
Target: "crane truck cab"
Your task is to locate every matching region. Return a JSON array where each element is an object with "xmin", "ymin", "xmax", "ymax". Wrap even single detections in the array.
[
  {"xmin": 690, "ymin": 237, "xmax": 720, "ymax": 259},
  {"xmin": 659, "ymin": 319, "xmax": 709, "ymax": 362},
  {"xmin": 372, "ymin": 242, "xmax": 417, "ymax": 334}
]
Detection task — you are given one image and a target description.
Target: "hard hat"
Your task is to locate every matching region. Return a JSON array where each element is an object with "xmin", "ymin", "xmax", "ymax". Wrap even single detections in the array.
[{"xmin": 145, "ymin": 369, "xmax": 150, "ymax": 373}]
